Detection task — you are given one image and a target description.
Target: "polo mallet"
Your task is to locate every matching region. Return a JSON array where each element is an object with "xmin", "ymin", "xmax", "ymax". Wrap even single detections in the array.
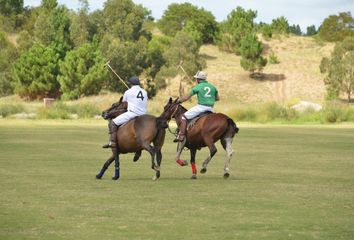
[
  {"xmin": 105, "ymin": 60, "xmax": 129, "ymax": 89},
  {"xmin": 176, "ymin": 60, "xmax": 193, "ymax": 83}
]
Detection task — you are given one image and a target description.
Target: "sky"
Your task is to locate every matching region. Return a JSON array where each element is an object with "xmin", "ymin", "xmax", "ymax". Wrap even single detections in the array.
[{"xmin": 23, "ymin": 0, "xmax": 353, "ymax": 31}]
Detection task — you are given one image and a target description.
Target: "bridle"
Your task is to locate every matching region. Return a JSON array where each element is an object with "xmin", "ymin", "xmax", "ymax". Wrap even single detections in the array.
[{"xmin": 165, "ymin": 102, "xmax": 180, "ymax": 137}]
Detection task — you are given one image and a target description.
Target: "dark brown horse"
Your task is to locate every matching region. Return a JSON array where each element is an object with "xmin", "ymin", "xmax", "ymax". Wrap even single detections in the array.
[
  {"xmin": 96, "ymin": 97, "xmax": 167, "ymax": 181},
  {"xmin": 160, "ymin": 98, "xmax": 239, "ymax": 179}
]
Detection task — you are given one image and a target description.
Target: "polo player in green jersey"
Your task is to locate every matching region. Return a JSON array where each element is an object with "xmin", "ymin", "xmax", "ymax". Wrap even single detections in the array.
[{"xmin": 174, "ymin": 70, "xmax": 220, "ymax": 142}]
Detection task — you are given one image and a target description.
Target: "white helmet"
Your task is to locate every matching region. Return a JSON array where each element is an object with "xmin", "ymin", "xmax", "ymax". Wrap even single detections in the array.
[{"xmin": 193, "ymin": 71, "xmax": 207, "ymax": 80}]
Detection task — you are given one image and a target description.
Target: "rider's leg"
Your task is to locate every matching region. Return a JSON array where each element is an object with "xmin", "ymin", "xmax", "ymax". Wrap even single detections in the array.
[
  {"xmin": 174, "ymin": 117, "xmax": 187, "ymax": 142},
  {"xmin": 102, "ymin": 112, "xmax": 136, "ymax": 148},
  {"xmin": 102, "ymin": 121, "xmax": 119, "ymax": 148},
  {"xmin": 174, "ymin": 105, "xmax": 208, "ymax": 142}
]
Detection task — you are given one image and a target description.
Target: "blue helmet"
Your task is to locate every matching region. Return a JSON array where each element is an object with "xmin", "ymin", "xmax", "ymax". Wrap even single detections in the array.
[{"xmin": 128, "ymin": 76, "xmax": 140, "ymax": 85}]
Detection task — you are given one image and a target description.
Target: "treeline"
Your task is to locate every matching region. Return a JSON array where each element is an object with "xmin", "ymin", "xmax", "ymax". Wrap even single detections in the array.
[{"xmin": 0, "ymin": 0, "xmax": 353, "ymax": 101}]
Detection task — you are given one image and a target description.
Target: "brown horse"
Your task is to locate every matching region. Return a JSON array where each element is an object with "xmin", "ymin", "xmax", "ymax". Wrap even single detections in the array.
[
  {"xmin": 96, "ymin": 97, "xmax": 167, "ymax": 181},
  {"xmin": 160, "ymin": 98, "xmax": 239, "ymax": 179}
]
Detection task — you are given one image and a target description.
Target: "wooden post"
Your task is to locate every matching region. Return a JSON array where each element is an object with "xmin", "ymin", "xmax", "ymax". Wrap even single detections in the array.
[{"xmin": 43, "ymin": 98, "xmax": 55, "ymax": 107}]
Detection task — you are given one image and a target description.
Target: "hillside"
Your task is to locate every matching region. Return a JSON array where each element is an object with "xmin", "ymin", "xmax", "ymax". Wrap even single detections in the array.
[
  {"xmin": 200, "ymin": 36, "xmax": 333, "ymax": 104},
  {"xmin": 1, "ymin": 35, "xmax": 335, "ymax": 116}
]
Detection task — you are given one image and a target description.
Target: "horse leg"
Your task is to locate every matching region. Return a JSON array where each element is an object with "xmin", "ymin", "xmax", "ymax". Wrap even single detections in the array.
[
  {"xmin": 200, "ymin": 142, "xmax": 217, "ymax": 174},
  {"xmin": 221, "ymin": 137, "xmax": 234, "ymax": 179},
  {"xmin": 190, "ymin": 148, "xmax": 197, "ymax": 179},
  {"xmin": 96, "ymin": 155, "xmax": 115, "ymax": 179},
  {"xmin": 154, "ymin": 148, "xmax": 162, "ymax": 180},
  {"xmin": 175, "ymin": 139, "xmax": 188, "ymax": 166},
  {"xmin": 133, "ymin": 150, "xmax": 142, "ymax": 162},
  {"xmin": 111, "ymin": 147, "xmax": 120, "ymax": 180},
  {"xmin": 143, "ymin": 143, "xmax": 158, "ymax": 175}
]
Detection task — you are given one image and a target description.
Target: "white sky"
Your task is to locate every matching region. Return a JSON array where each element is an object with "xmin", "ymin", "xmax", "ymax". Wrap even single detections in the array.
[{"xmin": 24, "ymin": 0, "xmax": 353, "ymax": 31}]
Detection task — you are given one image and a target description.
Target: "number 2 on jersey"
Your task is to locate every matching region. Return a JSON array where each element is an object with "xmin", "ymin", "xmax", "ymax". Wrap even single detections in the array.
[
  {"xmin": 204, "ymin": 87, "xmax": 211, "ymax": 97},
  {"xmin": 136, "ymin": 90, "xmax": 144, "ymax": 101}
]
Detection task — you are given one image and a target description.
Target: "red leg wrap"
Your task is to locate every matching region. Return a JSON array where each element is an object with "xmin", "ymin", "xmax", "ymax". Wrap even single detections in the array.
[
  {"xmin": 191, "ymin": 163, "xmax": 197, "ymax": 174},
  {"xmin": 176, "ymin": 159, "xmax": 185, "ymax": 166}
]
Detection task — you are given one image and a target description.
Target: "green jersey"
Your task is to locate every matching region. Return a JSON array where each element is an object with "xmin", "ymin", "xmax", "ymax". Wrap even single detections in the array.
[{"xmin": 189, "ymin": 80, "xmax": 218, "ymax": 106}]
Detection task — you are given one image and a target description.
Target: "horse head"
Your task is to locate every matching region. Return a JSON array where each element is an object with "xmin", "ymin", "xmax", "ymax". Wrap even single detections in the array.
[
  {"xmin": 160, "ymin": 97, "xmax": 181, "ymax": 120},
  {"xmin": 101, "ymin": 96, "xmax": 128, "ymax": 120}
]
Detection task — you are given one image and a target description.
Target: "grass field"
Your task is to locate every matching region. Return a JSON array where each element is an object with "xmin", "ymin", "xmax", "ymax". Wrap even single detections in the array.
[{"xmin": 1, "ymin": 120, "xmax": 353, "ymax": 239}]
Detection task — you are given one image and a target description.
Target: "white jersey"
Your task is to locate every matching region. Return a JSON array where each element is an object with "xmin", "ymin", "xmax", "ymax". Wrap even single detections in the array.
[{"xmin": 122, "ymin": 85, "xmax": 148, "ymax": 115}]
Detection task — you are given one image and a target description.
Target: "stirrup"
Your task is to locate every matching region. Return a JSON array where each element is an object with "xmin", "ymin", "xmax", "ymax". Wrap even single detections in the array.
[
  {"xmin": 102, "ymin": 142, "xmax": 117, "ymax": 148},
  {"xmin": 173, "ymin": 135, "xmax": 185, "ymax": 142}
]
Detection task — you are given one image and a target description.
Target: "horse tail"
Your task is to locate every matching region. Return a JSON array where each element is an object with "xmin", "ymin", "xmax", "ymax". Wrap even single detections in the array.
[
  {"xmin": 156, "ymin": 117, "xmax": 168, "ymax": 130},
  {"xmin": 227, "ymin": 118, "xmax": 239, "ymax": 137},
  {"xmin": 152, "ymin": 117, "xmax": 167, "ymax": 147}
]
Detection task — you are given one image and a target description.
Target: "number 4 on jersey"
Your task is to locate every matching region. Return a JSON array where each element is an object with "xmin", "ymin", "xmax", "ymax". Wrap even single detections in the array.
[{"xmin": 136, "ymin": 91, "xmax": 144, "ymax": 101}]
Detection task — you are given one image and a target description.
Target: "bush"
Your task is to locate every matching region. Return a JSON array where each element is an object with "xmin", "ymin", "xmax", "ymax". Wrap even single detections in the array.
[
  {"xmin": 229, "ymin": 107, "xmax": 257, "ymax": 122},
  {"xmin": 70, "ymin": 103, "xmax": 101, "ymax": 118},
  {"xmin": 268, "ymin": 51, "xmax": 280, "ymax": 64},
  {"xmin": 37, "ymin": 101, "xmax": 100, "ymax": 119},
  {"xmin": 37, "ymin": 102, "xmax": 71, "ymax": 119},
  {"xmin": 321, "ymin": 103, "xmax": 354, "ymax": 123},
  {"xmin": 0, "ymin": 103, "xmax": 25, "ymax": 117}
]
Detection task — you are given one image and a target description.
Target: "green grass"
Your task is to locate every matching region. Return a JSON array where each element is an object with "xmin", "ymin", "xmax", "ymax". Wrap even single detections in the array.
[{"xmin": 0, "ymin": 120, "xmax": 354, "ymax": 239}]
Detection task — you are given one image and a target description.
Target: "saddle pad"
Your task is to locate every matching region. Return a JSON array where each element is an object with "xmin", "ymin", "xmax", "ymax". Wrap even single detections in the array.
[{"xmin": 187, "ymin": 111, "xmax": 212, "ymax": 130}]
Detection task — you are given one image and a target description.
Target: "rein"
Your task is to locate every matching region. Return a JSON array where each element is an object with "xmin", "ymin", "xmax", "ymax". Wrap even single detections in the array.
[
  {"xmin": 165, "ymin": 103, "xmax": 180, "ymax": 137},
  {"xmin": 167, "ymin": 120, "xmax": 178, "ymax": 136}
]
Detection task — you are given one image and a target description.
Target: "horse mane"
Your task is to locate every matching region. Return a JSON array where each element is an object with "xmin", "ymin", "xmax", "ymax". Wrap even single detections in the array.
[{"xmin": 179, "ymin": 104, "xmax": 188, "ymax": 113}]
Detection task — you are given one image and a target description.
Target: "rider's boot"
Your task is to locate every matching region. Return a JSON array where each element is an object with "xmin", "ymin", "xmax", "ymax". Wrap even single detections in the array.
[
  {"xmin": 174, "ymin": 119, "xmax": 187, "ymax": 142},
  {"xmin": 102, "ymin": 121, "xmax": 118, "ymax": 148}
]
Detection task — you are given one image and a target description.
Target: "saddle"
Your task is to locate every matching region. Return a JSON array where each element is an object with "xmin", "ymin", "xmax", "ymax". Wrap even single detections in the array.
[{"xmin": 186, "ymin": 111, "xmax": 212, "ymax": 131}]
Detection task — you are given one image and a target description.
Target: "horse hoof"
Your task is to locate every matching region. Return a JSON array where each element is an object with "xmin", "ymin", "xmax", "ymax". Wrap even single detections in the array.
[
  {"xmin": 112, "ymin": 177, "xmax": 119, "ymax": 180},
  {"xmin": 191, "ymin": 174, "xmax": 197, "ymax": 180},
  {"xmin": 96, "ymin": 175, "xmax": 102, "ymax": 179},
  {"xmin": 200, "ymin": 168, "xmax": 207, "ymax": 174},
  {"xmin": 223, "ymin": 172, "xmax": 230, "ymax": 179}
]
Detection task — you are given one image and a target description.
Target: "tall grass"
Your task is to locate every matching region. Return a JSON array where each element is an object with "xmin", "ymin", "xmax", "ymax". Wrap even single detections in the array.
[
  {"xmin": 0, "ymin": 103, "xmax": 26, "ymax": 117},
  {"xmin": 37, "ymin": 102, "xmax": 100, "ymax": 119},
  {"xmin": 229, "ymin": 102, "xmax": 354, "ymax": 123}
]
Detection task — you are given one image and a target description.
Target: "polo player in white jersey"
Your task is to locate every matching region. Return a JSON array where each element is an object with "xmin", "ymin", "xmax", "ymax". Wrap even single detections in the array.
[{"xmin": 102, "ymin": 76, "xmax": 148, "ymax": 148}]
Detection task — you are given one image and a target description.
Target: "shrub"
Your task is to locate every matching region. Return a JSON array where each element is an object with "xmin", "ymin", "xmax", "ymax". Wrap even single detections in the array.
[
  {"xmin": 230, "ymin": 107, "xmax": 257, "ymax": 122},
  {"xmin": 0, "ymin": 103, "xmax": 25, "ymax": 117},
  {"xmin": 37, "ymin": 102, "xmax": 71, "ymax": 119},
  {"xmin": 37, "ymin": 101, "xmax": 100, "ymax": 119},
  {"xmin": 268, "ymin": 51, "xmax": 280, "ymax": 64},
  {"xmin": 70, "ymin": 103, "xmax": 100, "ymax": 118},
  {"xmin": 322, "ymin": 103, "xmax": 354, "ymax": 123}
]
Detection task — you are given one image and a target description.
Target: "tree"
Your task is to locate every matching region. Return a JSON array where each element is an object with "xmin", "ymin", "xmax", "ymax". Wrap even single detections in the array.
[
  {"xmin": 34, "ymin": 0, "xmax": 72, "ymax": 55},
  {"xmin": 12, "ymin": 43, "xmax": 60, "ymax": 99},
  {"xmin": 258, "ymin": 23, "xmax": 272, "ymax": 40},
  {"xmin": 102, "ymin": 0, "xmax": 151, "ymax": 41},
  {"xmin": 239, "ymin": 33, "xmax": 267, "ymax": 77},
  {"xmin": 289, "ymin": 24, "xmax": 302, "ymax": 35},
  {"xmin": 156, "ymin": 31, "xmax": 206, "ymax": 94},
  {"xmin": 69, "ymin": 0, "xmax": 89, "ymax": 47},
  {"xmin": 271, "ymin": 16, "xmax": 290, "ymax": 35},
  {"xmin": 0, "ymin": 0, "xmax": 23, "ymax": 15},
  {"xmin": 158, "ymin": 3, "xmax": 218, "ymax": 44},
  {"xmin": 58, "ymin": 43, "xmax": 108, "ymax": 100},
  {"xmin": 0, "ymin": 31, "xmax": 18, "ymax": 96},
  {"xmin": 319, "ymin": 12, "xmax": 353, "ymax": 42},
  {"xmin": 306, "ymin": 25, "xmax": 317, "ymax": 36},
  {"xmin": 219, "ymin": 6, "xmax": 256, "ymax": 54},
  {"xmin": 320, "ymin": 37, "xmax": 354, "ymax": 102},
  {"xmin": 100, "ymin": 34, "xmax": 150, "ymax": 92}
]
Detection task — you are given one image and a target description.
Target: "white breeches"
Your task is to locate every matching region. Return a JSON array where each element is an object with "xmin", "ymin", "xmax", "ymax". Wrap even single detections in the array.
[
  {"xmin": 183, "ymin": 104, "xmax": 213, "ymax": 120},
  {"xmin": 112, "ymin": 111, "xmax": 139, "ymax": 126}
]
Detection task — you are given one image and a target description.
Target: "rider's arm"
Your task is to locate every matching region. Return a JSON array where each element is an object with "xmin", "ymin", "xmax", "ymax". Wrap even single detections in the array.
[
  {"xmin": 216, "ymin": 92, "xmax": 220, "ymax": 101},
  {"xmin": 179, "ymin": 94, "xmax": 192, "ymax": 103}
]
